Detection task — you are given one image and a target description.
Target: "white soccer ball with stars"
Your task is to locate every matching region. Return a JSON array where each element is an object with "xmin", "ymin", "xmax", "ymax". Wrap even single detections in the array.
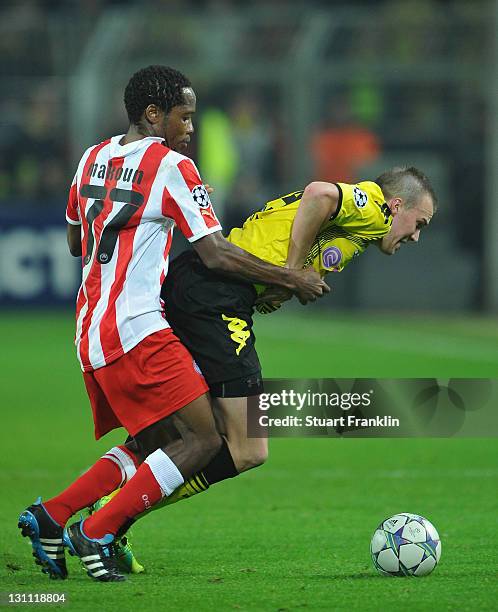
[{"xmin": 370, "ymin": 513, "xmax": 441, "ymax": 577}]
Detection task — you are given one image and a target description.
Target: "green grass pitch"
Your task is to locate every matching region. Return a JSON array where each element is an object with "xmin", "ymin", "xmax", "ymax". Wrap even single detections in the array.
[{"xmin": 1, "ymin": 310, "xmax": 497, "ymax": 610}]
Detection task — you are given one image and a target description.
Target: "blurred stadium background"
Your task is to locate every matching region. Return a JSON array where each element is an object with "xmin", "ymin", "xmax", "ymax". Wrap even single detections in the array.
[
  {"xmin": 1, "ymin": 0, "xmax": 498, "ymax": 314},
  {"xmin": 2, "ymin": 2, "xmax": 498, "ymax": 608}
]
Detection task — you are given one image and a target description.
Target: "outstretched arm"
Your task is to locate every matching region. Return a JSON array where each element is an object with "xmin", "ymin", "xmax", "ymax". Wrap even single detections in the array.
[{"xmin": 192, "ymin": 231, "xmax": 329, "ymax": 305}]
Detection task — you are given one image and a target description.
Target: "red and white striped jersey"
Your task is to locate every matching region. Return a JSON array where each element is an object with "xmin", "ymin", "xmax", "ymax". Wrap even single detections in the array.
[{"xmin": 66, "ymin": 135, "xmax": 221, "ymax": 372}]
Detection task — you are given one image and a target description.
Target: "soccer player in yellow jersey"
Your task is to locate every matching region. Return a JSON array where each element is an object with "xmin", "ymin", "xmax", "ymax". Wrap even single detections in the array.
[
  {"xmin": 98, "ymin": 166, "xmax": 436, "ymax": 566},
  {"xmin": 235, "ymin": 169, "xmax": 434, "ymax": 313},
  {"xmin": 159, "ymin": 166, "xmax": 435, "ymax": 486},
  {"xmin": 230, "ymin": 179, "xmax": 393, "ymax": 314}
]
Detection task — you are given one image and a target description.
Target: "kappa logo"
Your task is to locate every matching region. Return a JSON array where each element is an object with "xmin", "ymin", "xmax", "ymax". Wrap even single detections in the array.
[
  {"xmin": 353, "ymin": 187, "xmax": 368, "ymax": 209},
  {"xmin": 191, "ymin": 184, "xmax": 211, "ymax": 209},
  {"xmin": 222, "ymin": 314, "xmax": 250, "ymax": 355}
]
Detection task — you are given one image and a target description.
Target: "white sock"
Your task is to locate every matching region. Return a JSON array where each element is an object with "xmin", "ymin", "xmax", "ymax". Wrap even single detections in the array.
[{"xmin": 144, "ymin": 449, "xmax": 184, "ymax": 497}]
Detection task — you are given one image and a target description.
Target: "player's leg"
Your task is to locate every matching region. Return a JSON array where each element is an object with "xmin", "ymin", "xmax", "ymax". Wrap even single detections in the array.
[
  {"xmin": 19, "ymin": 329, "xmax": 213, "ymax": 581},
  {"xmin": 17, "ymin": 371, "xmax": 143, "ymax": 580},
  {"xmin": 167, "ymin": 393, "xmax": 267, "ymax": 502},
  {"xmin": 61, "ymin": 331, "xmax": 224, "ymax": 581},
  {"xmin": 41, "ymin": 442, "xmax": 141, "ymax": 527},
  {"xmin": 137, "ymin": 383, "xmax": 266, "ymax": 515},
  {"xmin": 88, "ymin": 395, "xmax": 266, "ymax": 576},
  {"xmin": 212, "ymin": 395, "xmax": 268, "ymax": 473},
  {"xmin": 156, "ymin": 250, "xmax": 265, "ymax": 503},
  {"xmin": 63, "ymin": 392, "xmax": 221, "ymax": 581},
  {"xmin": 17, "ymin": 444, "xmax": 139, "ymax": 580},
  {"xmin": 78, "ymin": 392, "xmax": 221, "ymax": 540}
]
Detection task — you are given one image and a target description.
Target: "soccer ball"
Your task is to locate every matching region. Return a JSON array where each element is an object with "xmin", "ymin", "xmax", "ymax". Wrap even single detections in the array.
[{"xmin": 370, "ymin": 513, "xmax": 441, "ymax": 577}]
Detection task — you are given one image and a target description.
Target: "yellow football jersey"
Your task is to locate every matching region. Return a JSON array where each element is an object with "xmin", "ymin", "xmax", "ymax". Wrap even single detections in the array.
[{"xmin": 227, "ymin": 181, "xmax": 392, "ymax": 277}]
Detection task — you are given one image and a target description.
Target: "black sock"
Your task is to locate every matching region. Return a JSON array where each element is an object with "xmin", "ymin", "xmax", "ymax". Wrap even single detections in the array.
[{"xmin": 202, "ymin": 438, "xmax": 238, "ymax": 485}]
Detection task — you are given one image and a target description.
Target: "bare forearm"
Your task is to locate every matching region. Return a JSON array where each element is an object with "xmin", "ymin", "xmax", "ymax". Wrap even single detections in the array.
[
  {"xmin": 286, "ymin": 182, "xmax": 339, "ymax": 269},
  {"xmin": 205, "ymin": 239, "xmax": 296, "ymax": 289},
  {"xmin": 193, "ymin": 230, "xmax": 329, "ymax": 302}
]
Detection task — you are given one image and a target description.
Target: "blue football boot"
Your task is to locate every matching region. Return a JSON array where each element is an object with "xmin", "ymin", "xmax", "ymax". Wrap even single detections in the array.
[{"xmin": 18, "ymin": 498, "xmax": 67, "ymax": 579}]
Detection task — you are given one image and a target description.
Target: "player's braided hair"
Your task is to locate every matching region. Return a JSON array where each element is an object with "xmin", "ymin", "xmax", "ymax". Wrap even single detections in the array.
[
  {"xmin": 124, "ymin": 65, "xmax": 191, "ymax": 125},
  {"xmin": 375, "ymin": 166, "xmax": 437, "ymax": 210}
]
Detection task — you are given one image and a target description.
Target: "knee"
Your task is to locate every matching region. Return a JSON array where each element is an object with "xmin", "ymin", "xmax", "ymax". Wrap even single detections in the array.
[
  {"xmin": 248, "ymin": 444, "xmax": 268, "ymax": 470},
  {"xmin": 233, "ymin": 440, "xmax": 268, "ymax": 473}
]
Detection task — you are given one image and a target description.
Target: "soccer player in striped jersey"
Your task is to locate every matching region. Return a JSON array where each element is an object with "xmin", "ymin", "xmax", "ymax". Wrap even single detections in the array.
[
  {"xmin": 18, "ymin": 65, "xmax": 328, "ymax": 583},
  {"xmin": 103, "ymin": 166, "xmax": 436, "ymax": 564}
]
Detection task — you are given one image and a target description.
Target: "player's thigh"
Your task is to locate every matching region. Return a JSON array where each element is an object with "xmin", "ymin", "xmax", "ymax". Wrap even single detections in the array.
[
  {"xmin": 213, "ymin": 396, "xmax": 268, "ymax": 473},
  {"xmin": 162, "ymin": 393, "xmax": 222, "ymax": 474},
  {"xmin": 135, "ymin": 392, "xmax": 217, "ymax": 455},
  {"xmin": 174, "ymin": 392, "xmax": 220, "ymax": 441}
]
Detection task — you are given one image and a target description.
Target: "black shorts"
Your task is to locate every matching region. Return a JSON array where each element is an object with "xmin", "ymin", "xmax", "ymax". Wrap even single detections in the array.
[{"xmin": 161, "ymin": 250, "xmax": 263, "ymax": 397}]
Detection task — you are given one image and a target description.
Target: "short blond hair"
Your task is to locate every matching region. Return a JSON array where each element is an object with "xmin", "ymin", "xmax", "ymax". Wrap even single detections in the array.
[{"xmin": 375, "ymin": 166, "xmax": 437, "ymax": 210}]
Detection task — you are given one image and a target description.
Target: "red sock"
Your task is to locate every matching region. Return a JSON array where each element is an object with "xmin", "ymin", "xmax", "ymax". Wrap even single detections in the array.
[
  {"xmin": 44, "ymin": 445, "xmax": 139, "ymax": 527},
  {"xmin": 83, "ymin": 463, "xmax": 162, "ymax": 539}
]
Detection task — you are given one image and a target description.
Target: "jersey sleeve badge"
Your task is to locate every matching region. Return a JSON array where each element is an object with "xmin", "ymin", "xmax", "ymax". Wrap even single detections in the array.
[
  {"xmin": 191, "ymin": 184, "xmax": 212, "ymax": 209},
  {"xmin": 353, "ymin": 186, "xmax": 368, "ymax": 209},
  {"xmin": 322, "ymin": 246, "xmax": 343, "ymax": 269},
  {"xmin": 191, "ymin": 183, "xmax": 219, "ymax": 227}
]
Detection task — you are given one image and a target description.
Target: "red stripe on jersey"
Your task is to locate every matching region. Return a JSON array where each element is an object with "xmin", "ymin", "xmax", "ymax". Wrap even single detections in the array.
[
  {"xmin": 177, "ymin": 158, "xmax": 202, "ymax": 191},
  {"xmin": 199, "ymin": 203, "xmax": 220, "ymax": 229},
  {"xmin": 79, "ymin": 154, "xmax": 125, "ymax": 370},
  {"xmin": 74, "ymin": 140, "xmax": 111, "ymax": 339},
  {"xmin": 162, "ymin": 187, "xmax": 193, "ymax": 239},
  {"xmin": 98, "ymin": 145, "xmax": 167, "ymax": 365},
  {"xmin": 66, "ymin": 181, "xmax": 79, "ymax": 222},
  {"xmin": 176, "ymin": 158, "xmax": 219, "ymax": 229}
]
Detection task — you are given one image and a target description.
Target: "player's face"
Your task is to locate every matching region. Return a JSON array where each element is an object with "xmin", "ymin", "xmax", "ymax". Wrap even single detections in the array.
[
  {"xmin": 164, "ymin": 87, "xmax": 196, "ymax": 153},
  {"xmin": 379, "ymin": 193, "xmax": 434, "ymax": 255}
]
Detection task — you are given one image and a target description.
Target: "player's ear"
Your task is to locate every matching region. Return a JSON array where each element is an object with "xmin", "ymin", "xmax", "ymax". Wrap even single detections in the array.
[
  {"xmin": 388, "ymin": 197, "xmax": 403, "ymax": 215},
  {"xmin": 144, "ymin": 104, "xmax": 163, "ymax": 125}
]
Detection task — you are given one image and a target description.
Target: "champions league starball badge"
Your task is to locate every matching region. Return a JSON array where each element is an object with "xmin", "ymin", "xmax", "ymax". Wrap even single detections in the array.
[
  {"xmin": 322, "ymin": 246, "xmax": 342, "ymax": 269},
  {"xmin": 353, "ymin": 186, "xmax": 368, "ymax": 208},
  {"xmin": 191, "ymin": 184, "xmax": 211, "ymax": 209}
]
